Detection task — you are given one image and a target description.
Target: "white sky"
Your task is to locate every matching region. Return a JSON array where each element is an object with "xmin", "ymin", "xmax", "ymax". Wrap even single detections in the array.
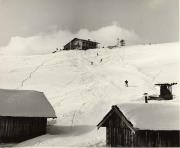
[{"xmin": 0, "ymin": 0, "xmax": 179, "ymax": 55}]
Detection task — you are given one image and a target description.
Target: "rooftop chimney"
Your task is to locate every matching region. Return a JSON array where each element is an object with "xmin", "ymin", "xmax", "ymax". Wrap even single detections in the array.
[
  {"xmin": 145, "ymin": 96, "xmax": 148, "ymax": 103},
  {"xmin": 144, "ymin": 93, "xmax": 148, "ymax": 103}
]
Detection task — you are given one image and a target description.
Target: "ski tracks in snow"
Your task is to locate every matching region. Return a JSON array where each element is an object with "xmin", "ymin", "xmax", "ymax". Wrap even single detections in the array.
[
  {"xmin": 17, "ymin": 62, "xmax": 44, "ymax": 89},
  {"xmin": 16, "ymin": 54, "xmax": 58, "ymax": 89}
]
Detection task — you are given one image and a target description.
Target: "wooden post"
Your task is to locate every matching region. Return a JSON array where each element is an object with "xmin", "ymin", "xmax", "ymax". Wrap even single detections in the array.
[
  {"xmin": 145, "ymin": 96, "xmax": 148, "ymax": 103},
  {"xmin": 144, "ymin": 93, "xmax": 148, "ymax": 103}
]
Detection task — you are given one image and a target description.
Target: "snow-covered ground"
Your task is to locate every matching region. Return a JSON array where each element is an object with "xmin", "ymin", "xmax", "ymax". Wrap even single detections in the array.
[{"xmin": 0, "ymin": 42, "xmax": 179, "ymax": 147}]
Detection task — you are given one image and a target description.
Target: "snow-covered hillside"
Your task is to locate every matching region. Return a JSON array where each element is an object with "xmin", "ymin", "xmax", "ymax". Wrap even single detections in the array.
[{"xmin": 0, "ymin": 42, "xmax": 179, "ymax": 147}]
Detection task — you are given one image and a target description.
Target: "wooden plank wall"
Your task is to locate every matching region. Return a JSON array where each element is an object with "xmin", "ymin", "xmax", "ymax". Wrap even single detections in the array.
[
  {"xmin": 0, "ymin": 117, "xmax": 47, "ymax": 142},
  {"xmin": 106, "ymin": 127, "xmax": 134, "ymax": 147},
  {"xmin": 106, "ymin": 112, "xmax": 134, "ymax": 147},
  {"xmin": 136, "ymin": 130, "xmax": 180, "ymax": 147}
]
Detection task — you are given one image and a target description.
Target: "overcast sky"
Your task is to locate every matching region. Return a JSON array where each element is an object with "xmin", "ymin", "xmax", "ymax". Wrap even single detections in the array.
[{"xmin": 0, "ymin": 0, "xmax": 179, "ymax": 55}]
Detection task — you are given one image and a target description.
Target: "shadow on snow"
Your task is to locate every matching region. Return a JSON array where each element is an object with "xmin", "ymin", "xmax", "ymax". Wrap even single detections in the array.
[{"xmin": 47, "ymin": 125, "xmax": 95, "ymax": 136}]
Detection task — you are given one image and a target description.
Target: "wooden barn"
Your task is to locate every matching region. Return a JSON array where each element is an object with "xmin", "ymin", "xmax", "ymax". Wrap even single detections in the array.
[
  {"xmin": 97, "ymin": 103, "xmax": 180, "ymax": 147},
  {"xmin": 0, "ymin": 89, "xmax": 56, "ymax": 142},
  {"xmin": 63, "ymin": 38, "xmax": 99, "ymax": 50}
]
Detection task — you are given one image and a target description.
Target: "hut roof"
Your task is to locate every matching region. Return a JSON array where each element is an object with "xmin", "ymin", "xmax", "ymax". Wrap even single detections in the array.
[
  {"xmin": 155, "ymin": 83, "xmax": 177, "ymax": 86},
  {"xmin": 0, "ymin": 89, "xmax": 56, "ymax": 118},
  {"xmin": 116, "ymin": 102, "xmax": 180, "ymax": 130},
  {"xmin": 72, "ymin": 38, "xmax": 99, "ymax": 43},
  {"xmin": 64, "ymin": 38, "xmax": 99, "ymax": 47}
]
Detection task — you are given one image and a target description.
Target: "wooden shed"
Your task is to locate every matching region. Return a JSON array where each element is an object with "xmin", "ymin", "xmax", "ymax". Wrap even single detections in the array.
[
  {"xmin": 0, "ymin": 89, "xmax": 56, "ymax": 142},
  {"xmin": 63, "ymin": 38, "xmax": 99, "ymax": 50},
  {"xmin": 154, "ymin": 83, "xmax": 177, "ymax": 100},
  {"xmin": 97, "ymin": 103, "xmax": 180, "ymax": 147}
]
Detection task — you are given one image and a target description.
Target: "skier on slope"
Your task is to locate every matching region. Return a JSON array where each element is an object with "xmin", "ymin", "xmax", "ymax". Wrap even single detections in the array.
[{"xmin": 125, "ymin": 80, "xmax": 128, "ymax": 87}]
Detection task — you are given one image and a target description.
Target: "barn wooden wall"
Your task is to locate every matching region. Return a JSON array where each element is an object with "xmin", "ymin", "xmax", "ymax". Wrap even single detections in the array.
[
  {"xmin": 105, "ymin": 111, "xmax": 134, "ymax": 147},
  {"xmin": 106, "ymin": 127, "xmax": 133, "ymax": 147},
  {"xmin": 135, "ymin": 130, "xmax": 180, "ymax": 147},
  {"xmin": 104, "ymin": 111, "xmax": 180, "ymax": 147},
  {"xmin": 0, "ymin": 117, "xmax": 47, "ymax": 142}
]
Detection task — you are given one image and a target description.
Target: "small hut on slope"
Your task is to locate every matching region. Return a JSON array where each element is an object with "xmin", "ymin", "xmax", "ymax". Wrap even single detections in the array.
[
  {"xmin": 97, "ymin": 103, "xmax": 180, "ymax": 147},
  {"xmin": 155, "ymin": 83, "xmax": 177, "ymax": 100},
  {"xmin": 0, "ymin": 89, "xmax": 56, "ymax": 142}
]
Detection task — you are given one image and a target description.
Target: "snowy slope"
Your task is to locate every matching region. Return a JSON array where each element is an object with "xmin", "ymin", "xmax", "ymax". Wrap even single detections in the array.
[{"xmin": 0, "ymin": 42, "xmax": 179, "ymax": 147}]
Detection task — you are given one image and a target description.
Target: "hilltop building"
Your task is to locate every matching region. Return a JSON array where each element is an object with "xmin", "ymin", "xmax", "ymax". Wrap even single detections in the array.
[{"xmin": 63, "ymin": 38, "xmax": 99, "ymax": 50}]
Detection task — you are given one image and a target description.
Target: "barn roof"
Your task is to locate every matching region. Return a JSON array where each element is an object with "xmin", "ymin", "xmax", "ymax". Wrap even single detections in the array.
[
  {"xmin": 64, "ymin": 38, "xmax": 99, "ymax": 47},
  {"xmin": 0, "ymin": 89, "xmax": 56, "ymax": 118},
  {"xmin": 98, "ymin": 102, "xmax": 180, "ymax": 131},
  {"xmin": 117, "ymin": 103, "xmax": 180, "ymax": 130}
]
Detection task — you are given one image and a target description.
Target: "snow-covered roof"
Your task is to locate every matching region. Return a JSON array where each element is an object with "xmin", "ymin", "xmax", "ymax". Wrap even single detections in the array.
[
  {"xmin": 0, "ymin": 89, "xmax": 56, "ymax": 118},
  {"xmin": 116, "ymin": 102, "xmax": 180, "ymax": 130},
  {"xmin": 64, "ymin": 38, "xmax": 99, "ymax": 47}
]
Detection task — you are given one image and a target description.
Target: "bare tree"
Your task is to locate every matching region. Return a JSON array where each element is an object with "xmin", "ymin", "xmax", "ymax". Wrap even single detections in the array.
[{"xmin": 120, "ymin": 39, "xmax": 125, "ymax": 46}]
